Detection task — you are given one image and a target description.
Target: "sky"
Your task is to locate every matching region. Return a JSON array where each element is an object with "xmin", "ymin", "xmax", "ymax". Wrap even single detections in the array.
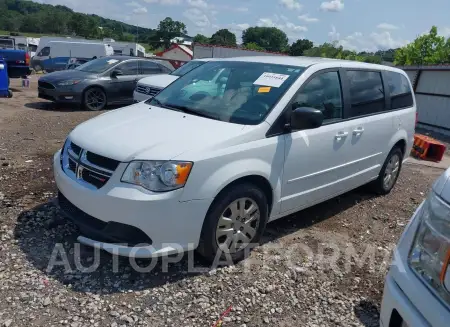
[{"xmin": 37, "ymin": 0, "xmax": 450, "ymax": 52}]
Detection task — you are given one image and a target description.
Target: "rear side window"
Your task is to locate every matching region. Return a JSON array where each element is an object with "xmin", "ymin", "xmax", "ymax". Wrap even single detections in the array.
[
  {"xmin": 346, "ymin": 70, "xmax": 385, "ymax": 117},
  {"xmin": 385, "ymin": 71, "xmax": 413, "ymax": 109},
  {"xmin": 139, "ymin": 61, "xmax": 162, "ymax": 74},
  {"xmin": 118, "ymin": 61, "xmax": 139, "ymax": 75}
]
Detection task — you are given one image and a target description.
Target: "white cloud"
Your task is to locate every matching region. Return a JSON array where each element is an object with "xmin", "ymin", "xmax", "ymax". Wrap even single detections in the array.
[
  {"xmin": 133, "ymin": 6, "xmax": 148, "ymax": 14},
  {"xmin": 328, "ymin": 25, "xmax": 340, "ymax": 41},
  {"xmin": 286, "ymin": 22, "xmax": 307, "ymax": 32},
  {"xmin": 377, "ymin": 23, "xmax": 399, "ymax": 30},
  {"xmin": 126, "ymin": 1, "xmax": 141, "ymax": 7},
  {"xmin": 441, "ymin": 27, "xmax": 450, "ymax": 38},
  {"xmin": 258, "ymin": 16, "xmax": 307, "ymax": 33},
  {"xmin": 280, "ymin": 0, "xmax": 302, "ymax": 10},
  {"xmin": 320, "ymin": 0, "xmax": 344, "ymax": 12},
  {"xmin": 235, "ymin": 23, "xmax": 250, "ymax": 31},
  {"xmin": 187, "ymin": 0, "xmax": 208, "ymax": 9},
  {"xmin": 329, "ymin": 25, "xmax": 408, "ymax": 51},
  {"xmin": 143, "ymin": 0, "xmax": 181, "ymax": 4},
  {"xmin": 183, "ymin": 8, "xmax": 210, "ymax": 27},
  {"xmin": 298, "ymin": 14, "xmax": 319, "ymax": 23}
]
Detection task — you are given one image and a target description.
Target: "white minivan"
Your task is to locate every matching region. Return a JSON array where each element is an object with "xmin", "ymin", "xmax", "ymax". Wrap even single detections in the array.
[
  {"xmin": 32, "ymin": 41, "xmax": 114, "ymax": 73},
  {"xmin": 380, "ymin": 167, "xmax": 450, "ymax": 327},
  {"xmin": 54, "ymin": 57, "xmax": 416, "ymax": 262}
]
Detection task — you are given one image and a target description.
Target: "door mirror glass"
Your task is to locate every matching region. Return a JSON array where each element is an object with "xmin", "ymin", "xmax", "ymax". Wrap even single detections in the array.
[
  {"xmin": 111, "ymin": 69, "xmax": 123, "ymax": 77},
  {"xmin": 290, "ymin": 107, "xmax": 324, "ymax": 130}
]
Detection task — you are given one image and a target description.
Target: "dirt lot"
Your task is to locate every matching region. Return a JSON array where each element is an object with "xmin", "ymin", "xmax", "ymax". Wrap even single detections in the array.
[{"xmin": 0, "ymin": 78, "xmax": 445, "ymax": 327}]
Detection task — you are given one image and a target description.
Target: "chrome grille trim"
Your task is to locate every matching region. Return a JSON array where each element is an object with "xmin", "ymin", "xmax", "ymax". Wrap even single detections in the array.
[
  {"xmin": 136, "ymin": 84, "xmax": 162, "ymax": 96},
  {"xmin": 61, "ymin": 140, "xmax": 118, "ymax": 190}
]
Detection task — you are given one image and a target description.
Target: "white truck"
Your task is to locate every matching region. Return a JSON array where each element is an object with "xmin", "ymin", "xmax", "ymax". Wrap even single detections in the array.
[{"xmin": 32, "ymin": 41, "xmax": 114, "ymax": 72}]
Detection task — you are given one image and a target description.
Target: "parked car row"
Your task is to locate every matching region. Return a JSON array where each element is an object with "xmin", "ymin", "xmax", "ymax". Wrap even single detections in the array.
[{"xmin": 38, "ymin": 56, "xmax": 173, "ymax": 110}]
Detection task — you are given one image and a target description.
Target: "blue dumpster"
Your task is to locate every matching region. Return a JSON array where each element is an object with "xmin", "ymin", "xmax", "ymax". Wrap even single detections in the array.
[{"xmin": 0, "ymin": 58, "xmax": 12, "ymax": 98}]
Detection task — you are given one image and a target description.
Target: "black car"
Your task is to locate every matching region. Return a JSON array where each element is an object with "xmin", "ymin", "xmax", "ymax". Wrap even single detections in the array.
[{"xmin": 37, "ymin": 56, "xmax": 173, "ymax": 110}]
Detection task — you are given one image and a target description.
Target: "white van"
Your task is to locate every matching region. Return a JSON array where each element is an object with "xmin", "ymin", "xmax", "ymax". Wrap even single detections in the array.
[
  {"xmin": 32, "ymin": 41, "xmax": 114, "ymax": 72},
  {"xmin": 380, "ymin": 167, "xmax": 450, "ymax": 327},
  {"xmin": 54, "ymin": 57, "xmax": 416, "ymax": 262},
  {"xmin": 133, "ymin": 58, "xmax": 214, "ymax": 102}
]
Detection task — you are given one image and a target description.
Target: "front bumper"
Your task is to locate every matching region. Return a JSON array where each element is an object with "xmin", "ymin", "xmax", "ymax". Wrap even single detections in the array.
[
  {"xmin": 38, "ymin": 86, "xmax": 82, "ymax": 104},
  {"xmin": 380, "ymin": 202, "xmax": 450, "ymax": 327},
  {"xmin": 133, "ymin": 90, "xmax": 151, "ymax": 103},
  {"xmin": 53, "ymin": 151, "xmax": 212, "ymax": 258}
]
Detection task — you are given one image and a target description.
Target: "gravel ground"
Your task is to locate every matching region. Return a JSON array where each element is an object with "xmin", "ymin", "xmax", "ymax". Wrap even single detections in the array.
[{"xmin": 0, "ymin": 78, "xmax": 446, "ymax": 327}]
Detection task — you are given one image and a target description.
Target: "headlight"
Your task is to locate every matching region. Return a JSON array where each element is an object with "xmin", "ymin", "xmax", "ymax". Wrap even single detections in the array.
[
  {"xmin": 57, "ymin": 80, "xmax": 82, "ymax": 86},
  {"xmin": 409, "ymin": 191, "xmax": 450, "ymax": 304},
  {"xmin": 121, "ymin": 160, "xmax": 193, "ymax": 192}
]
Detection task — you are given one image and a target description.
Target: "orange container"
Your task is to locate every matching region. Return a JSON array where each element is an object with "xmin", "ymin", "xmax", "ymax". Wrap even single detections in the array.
[{"xmin": 411, "ymin": 134, "xmax": 446, "ymax": 162}]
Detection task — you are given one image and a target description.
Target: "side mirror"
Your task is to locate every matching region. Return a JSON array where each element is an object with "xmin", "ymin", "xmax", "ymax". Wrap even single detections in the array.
[
  {"xmin": 290, "ymin": 107, "xmax": 324, "ymax": 130},
  {"xmin": 111, "ymin": 69, "xmax": 123, "ymax": 78}
]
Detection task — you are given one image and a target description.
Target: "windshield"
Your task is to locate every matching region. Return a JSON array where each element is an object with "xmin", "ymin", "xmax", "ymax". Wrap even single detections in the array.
[
  {"xmin": 75, "ymin": 57, "xmax": 123, "ymax": 73},
  {"xmin": 170, "ymin": 60, "xmax": 207, "ymax": 77},
  {"xmin": 149, "ymin": 61, "xmax": 305, "ymax": 125}
]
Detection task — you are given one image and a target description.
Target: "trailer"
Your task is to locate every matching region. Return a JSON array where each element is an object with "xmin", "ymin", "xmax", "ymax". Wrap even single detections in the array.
[{"xmin": 192, "ymin": 44, "xmax": 287, "ymax": 59}]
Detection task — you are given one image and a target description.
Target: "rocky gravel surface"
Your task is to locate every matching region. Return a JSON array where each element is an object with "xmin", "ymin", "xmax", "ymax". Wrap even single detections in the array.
[{"xmin": 0, "ymin": 79, "xmax": 446, "ymax": 326}]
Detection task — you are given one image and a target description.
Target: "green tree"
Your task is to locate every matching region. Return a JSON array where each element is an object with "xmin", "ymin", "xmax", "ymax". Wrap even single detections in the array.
[
  {"xmin": 243, "ymin": 42, "xmax": 265, "ymax": 51},
  {"xmin": 394, "ymin": 26, "xmax": 450, "ymax": 65},
  {"xmin": 152, "ymin": 17, "xmax": 187, "ymax": 49},
  {"xmin": 242, "ymin": 27, "xmax": 289, "ymax": 52},
  {"xmin": 210, "ymin": 29, "xmax": 237, "ymax": 47},
  {"xmin": 193, "ymin": 34, "xmax": 210, "ymax": 44},
  {"xmin": 289, "ymin": 39, "xmax": 313, "ymax": 56}
]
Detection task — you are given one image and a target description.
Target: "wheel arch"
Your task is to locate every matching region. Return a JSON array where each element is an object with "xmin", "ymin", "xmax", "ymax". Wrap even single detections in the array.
[{"xmin": 207, "ymin": 174, "xmax": 274, "ymax": 218}]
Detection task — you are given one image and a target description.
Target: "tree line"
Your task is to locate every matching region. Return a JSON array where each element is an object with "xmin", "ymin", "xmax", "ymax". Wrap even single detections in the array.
[{"xmin": 2, "ymin": 0, "xmax": 448, "ymax": 65}]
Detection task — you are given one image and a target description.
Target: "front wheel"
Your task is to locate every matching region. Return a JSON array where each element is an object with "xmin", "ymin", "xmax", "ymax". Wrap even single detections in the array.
[
  {"xmin": 197, "ymin": 183, "xmax": 269, "ymax": 263},
  {"xmin": 83, "ymin": 87, "xmax": 107, "ymax": 111},
  {"xmin": 371, "ymin": 147, "xmax": 403, "ymax": 195}
]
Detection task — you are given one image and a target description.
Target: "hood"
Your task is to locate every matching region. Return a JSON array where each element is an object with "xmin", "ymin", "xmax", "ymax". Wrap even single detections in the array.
[
  {"xmin": 137, "ymin": 74, "xmax": 179, "ymax": 89},
  {"xmin": 39, "ymin": 70, "xmax": 96, "ymax": 83},
  {"xmin": 433, "ymin": 168, "xmax": 450, "ymax": 203},
  {"xmin": 68, "ymin": 103, "xmax": 250, "ymax": 162}
]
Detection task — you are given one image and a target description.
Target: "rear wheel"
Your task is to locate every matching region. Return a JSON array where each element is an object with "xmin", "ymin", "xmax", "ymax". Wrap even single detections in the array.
[
  {"xmin": 83, "ymin": 87, "xmax": 107, "ymax": 111},
  {"xmin": 197, "ymin": 183, "xmax": 268, "ymax": 263},
  {"xmin": 371, "ymin": 147, "xmax": 403, "ymax": 195}
]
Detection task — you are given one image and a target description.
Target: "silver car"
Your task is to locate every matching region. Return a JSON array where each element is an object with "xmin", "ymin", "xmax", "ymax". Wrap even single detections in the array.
[{"xmin": 37, "ymin": 56, "xmax": 173, "ymax": 110}]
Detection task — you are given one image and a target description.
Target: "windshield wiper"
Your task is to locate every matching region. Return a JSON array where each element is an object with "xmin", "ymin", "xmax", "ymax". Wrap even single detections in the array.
[{"xmin": 164, "ymin": 103, "xmax": 220, "ymax": 120}]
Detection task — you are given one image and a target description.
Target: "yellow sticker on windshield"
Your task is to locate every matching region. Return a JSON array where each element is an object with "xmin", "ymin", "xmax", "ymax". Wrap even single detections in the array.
[{"xmin": 258, "ymin": 87, "xmax": 271, "ymax": 93}]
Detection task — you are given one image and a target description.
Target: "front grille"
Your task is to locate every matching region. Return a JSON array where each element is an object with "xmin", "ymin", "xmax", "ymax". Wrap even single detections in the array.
[
  {"xmin": 70, "ymin": 142, "xmax": 82, "ymax": 156},
  {"xmin": 136, "ymin": 84, "xmax": 161, "ymax": 96},
  {"xmin": 86, "ymin": 152, "xmax": 120, "ymax": 171},
  {"xmin": 61, "ymin": 141, "xmax": 120, "ymax": 189},
  {"xmin": 38, "ymin": 81, "xmax": 55, "ymax": 89}
]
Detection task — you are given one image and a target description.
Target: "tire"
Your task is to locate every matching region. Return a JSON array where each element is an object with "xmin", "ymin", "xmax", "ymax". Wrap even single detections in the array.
[
  {"xmin": 196, "ymin": 183, "xmax": 269, "ymax": 263},
  {"xmin": 83, "ymin": 87, "xmax": 107, "ymax": 111},
  {"xmin": 7, "ymin": 90, "xmax": 12, "ymax": 98},
  {"xmin": 371, "ymin": 147, "xmax": 403, "ymax": 195}
]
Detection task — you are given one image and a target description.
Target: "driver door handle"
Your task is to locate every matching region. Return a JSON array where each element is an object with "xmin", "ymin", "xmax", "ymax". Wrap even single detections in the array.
[
  {"xmin": 353, "ymin": 127, "xmax": 365, "ymax": 135},
  {"xmin": 335, "ymin": 131, "xmax": 348, "ymax": 141}
]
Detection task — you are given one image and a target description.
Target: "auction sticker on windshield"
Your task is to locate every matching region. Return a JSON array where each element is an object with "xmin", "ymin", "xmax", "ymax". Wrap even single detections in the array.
[
  {"xmin": 254, "ymin": 72, "xmax": 290, "ymax": 88},
  {"xmin": 107, "ymin": 59, "xmax": 119, "ymax": 64}
]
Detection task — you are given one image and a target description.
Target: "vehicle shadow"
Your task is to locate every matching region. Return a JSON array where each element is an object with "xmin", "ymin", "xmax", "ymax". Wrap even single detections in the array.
[
  {"xmin": 24, "ymin": 102, "xmax": 127, "ymax": 112},
  {"xmin": 353, "ymin": 300, "xmax": 380, "ymax": 327},
  {"xmin": 24, "ymin": 102, "xmax": 80, "ymax": 111},
  {"xmin": 14, "ymin": 187, "xmax": 377, "ymax": 295},
  {"xmin": 262, "ymin": 185, "xmax": 377, "ymax": 244}
]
